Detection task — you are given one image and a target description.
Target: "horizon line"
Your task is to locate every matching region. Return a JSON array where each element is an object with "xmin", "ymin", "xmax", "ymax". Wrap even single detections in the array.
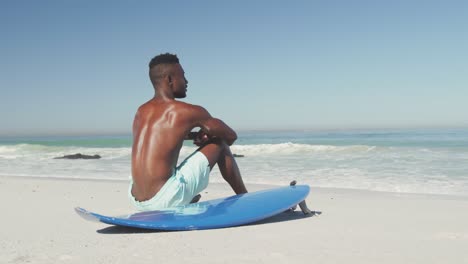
[{"xmin": 1, "ymin": 124, "xmax": 467, "ymax": 138}]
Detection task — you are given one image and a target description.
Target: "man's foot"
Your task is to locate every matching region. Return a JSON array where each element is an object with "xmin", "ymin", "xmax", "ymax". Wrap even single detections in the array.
[{"xmin": 190, "ymin": 194, "xmax": 201, "ymax": 204}]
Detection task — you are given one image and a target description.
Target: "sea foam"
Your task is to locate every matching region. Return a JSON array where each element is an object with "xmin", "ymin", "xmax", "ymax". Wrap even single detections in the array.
[{"xmin": 1, "ymin": 131, "xmax": 468, "ymax": 197}]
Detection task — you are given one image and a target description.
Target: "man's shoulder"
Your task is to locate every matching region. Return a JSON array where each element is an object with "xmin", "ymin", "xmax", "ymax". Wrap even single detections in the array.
[
  {"xmin": 173, "ymin": 101, "xmax": 207, "ymax": 113},
  {"xmin": 137, "ymin": 98, "xmax": 195, "ymax": 110},
  {"xmin": 137, "ymin": 99, "xmax": 208, "ymax": 118}
]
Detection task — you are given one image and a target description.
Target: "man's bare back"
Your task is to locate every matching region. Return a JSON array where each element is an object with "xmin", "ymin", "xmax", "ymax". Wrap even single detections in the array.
[
  {"xmin": 132, "ymin": 99, "xmax": 208, "ymax": 201},
  {"xmin": 130, "ymin": 53, "xmax": 247, "ymax": 207}
]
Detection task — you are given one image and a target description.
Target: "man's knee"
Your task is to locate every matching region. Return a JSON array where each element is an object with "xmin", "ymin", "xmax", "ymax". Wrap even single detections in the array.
[
  {"xmin": 199, "ymin": 138, "xmax": 228, "ymax": 151},
  {"xmin": 198, "ymin": 142, "xmax": 223, "ymax": 169}
]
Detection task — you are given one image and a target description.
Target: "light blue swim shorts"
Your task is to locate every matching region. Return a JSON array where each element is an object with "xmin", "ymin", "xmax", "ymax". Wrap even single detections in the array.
[{"xmin": 128, "ymin": 151, "xmax": 210, "ymax": 211}]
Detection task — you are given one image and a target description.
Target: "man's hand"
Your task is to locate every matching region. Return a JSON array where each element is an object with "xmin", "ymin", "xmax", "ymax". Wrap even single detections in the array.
[
  {"xmin": 194, "ymin": 130, "xmax": 212, "ymax": 147},
  {"xmin": 185, "ymin": 131, "xmax": 198, "ymax": 140}
]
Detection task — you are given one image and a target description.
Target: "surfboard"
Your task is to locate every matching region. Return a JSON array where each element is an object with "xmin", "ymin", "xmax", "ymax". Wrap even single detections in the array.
[{"xmin": 75, "ymin": 184, "xmax": 311, "ymax": 231}]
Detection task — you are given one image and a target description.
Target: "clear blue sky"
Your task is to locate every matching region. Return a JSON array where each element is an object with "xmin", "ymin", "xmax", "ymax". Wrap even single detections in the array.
[{"xmin": 1, "ymin": 1, "xmax": 467, "ymax": 136}]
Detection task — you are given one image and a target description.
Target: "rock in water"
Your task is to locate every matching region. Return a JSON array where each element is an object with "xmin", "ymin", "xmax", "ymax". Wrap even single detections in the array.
[{"xmin": 54, "ymin": 153, "xmax": 101, "ymax": 160}]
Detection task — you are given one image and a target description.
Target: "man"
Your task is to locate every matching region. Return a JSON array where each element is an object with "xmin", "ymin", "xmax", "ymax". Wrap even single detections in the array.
[{"xmin": 129, "ymin": 53, "xmax": 248, "ymax": 211}]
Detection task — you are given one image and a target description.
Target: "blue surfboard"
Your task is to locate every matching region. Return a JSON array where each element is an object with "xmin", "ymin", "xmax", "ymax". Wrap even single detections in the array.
[{"xmin": 75, "ymin": 185, "xmax": 310, "ymax": 231}]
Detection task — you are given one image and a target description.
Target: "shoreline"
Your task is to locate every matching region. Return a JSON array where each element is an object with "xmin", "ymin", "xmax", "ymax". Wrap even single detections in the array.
[{"xmin": 1, "ymin": 175, "xmax": 467, "ymax": 201}]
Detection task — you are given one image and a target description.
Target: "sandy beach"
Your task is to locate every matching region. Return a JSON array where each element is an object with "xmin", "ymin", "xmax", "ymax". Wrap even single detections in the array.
[{"xmin": 1, "ymin": 176, "xmax": 467, "ymax": 264}]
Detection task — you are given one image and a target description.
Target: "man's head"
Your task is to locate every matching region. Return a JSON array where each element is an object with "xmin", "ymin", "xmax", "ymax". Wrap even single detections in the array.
[{"xmin": 149, "ymin": 53, "xmax": 188, "ymax": 98}]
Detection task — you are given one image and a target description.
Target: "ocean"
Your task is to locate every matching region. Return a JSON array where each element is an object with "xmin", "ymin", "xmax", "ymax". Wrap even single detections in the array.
[{"xmin": 1, "ymin": 128, "xmax": 467, "ymax": 196}]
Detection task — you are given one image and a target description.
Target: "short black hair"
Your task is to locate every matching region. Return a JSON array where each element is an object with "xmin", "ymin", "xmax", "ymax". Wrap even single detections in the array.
[{"xmin": 149, "ymin": 53, "xmax": 180, "ymax": 69}]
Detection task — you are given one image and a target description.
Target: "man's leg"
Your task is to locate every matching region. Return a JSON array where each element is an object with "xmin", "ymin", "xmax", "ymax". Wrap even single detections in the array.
[{"xmin": 198, "ymin": 141, "xmax": 248, "ymax": 194}]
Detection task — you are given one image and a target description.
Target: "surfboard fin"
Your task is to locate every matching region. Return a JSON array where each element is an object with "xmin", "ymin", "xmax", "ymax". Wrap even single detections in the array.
[
  {"xmin": 298, "ymin": 200, "xmax": 313, "ymax": 215},
  {"xmin": 289, "ymin": 180, "xmax": 319, "ymax": 216},
  {"xmin": 289, "ymin": 180, "xmax": 298, "ymax": 211}
]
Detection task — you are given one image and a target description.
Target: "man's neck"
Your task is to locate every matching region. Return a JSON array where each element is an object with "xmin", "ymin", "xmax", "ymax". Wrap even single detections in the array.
[{"xmin": 154, "ymin": 88, "xmax": 175, "ymax": 100}]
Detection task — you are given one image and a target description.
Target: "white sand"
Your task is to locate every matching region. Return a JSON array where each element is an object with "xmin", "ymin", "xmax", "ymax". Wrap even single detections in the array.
[{"xmin": 1, "ymin": 176, "xmax": 467, "ymax": 264}]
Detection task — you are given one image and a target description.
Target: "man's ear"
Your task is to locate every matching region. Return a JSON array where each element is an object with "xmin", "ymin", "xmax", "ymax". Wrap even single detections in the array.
[{"xmin": 168, "ymin": 75, "xmax": 172, "ymax": 83}]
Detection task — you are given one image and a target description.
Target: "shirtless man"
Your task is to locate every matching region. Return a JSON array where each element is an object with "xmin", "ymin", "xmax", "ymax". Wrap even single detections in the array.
[{"xmin": 129, "ymin": 53, "xmax": 248, "ymax": 211}]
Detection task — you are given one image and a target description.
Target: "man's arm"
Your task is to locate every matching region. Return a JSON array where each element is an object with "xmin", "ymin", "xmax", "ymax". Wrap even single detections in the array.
[
  {"xmin": 189, "ymin": 105, "xmax": 237, "ymax": 146},
  {"xmin": 200, "ymin": 118, "xmax": 237, "ymax": 145}
]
